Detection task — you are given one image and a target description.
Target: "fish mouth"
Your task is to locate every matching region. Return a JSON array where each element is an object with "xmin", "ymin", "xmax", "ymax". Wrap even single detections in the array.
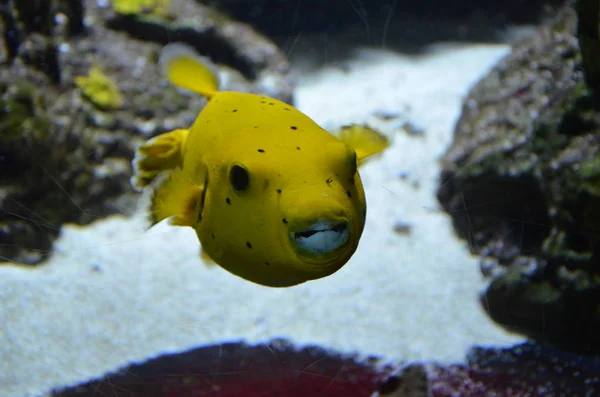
[{"xmin": 291, "ymin": 220, "xmax": 349, "ymax": 258}]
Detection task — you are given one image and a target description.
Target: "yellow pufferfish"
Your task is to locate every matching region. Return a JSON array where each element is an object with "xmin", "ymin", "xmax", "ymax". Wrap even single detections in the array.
[{"xmin": 131, "ymin": 43, "xmax": 389, "ymax": 287}]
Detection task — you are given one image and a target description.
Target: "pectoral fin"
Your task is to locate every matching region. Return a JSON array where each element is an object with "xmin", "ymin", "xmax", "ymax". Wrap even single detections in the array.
[
  {"xmin": 148, "ymin": 167, "xmax": 204, "ymax": 227},
  {"xmin": 337, "ymin": 124, "xmax": 390, "ymax": 165},
  {"xmin": 131, "ymin": 128, "xmax": 190, "ymax": 190}
]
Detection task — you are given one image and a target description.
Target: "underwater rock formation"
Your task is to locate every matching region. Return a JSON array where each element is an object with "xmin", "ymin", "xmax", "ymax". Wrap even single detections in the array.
[
  {"xmin": 437, "ymin": 5, "xmax": 600, "ymax": 354},
  {"xmin": 0, "ymin": 0, "xmax": 293, "ymax": 265},
  {"xmin": 50, "ymin": 339, "xmax": 393, "ymax": 397},
  {"xmin": 206, "ymin": 0, "xmax": 566, "ymax": 38},
  {"xmin": 577, "ymin": 0, "xmax": 600, "ymax": 98},
  {"xmin": 377, "ymin": 343, "xmax": 600, "ymax": 396},
  {"xmin": 50, "ymin": 340, "xmax": 599, "ymax": 397},
  {"xmin": 431, "ymin": 343, "xmax": 600, "ymax": 396}
]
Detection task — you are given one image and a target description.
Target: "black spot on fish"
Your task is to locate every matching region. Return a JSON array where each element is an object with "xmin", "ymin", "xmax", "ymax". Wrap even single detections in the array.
[
  {"xmin": 268, "ymin": 102, "xmax": 274, "ymax": 105},
  {"xmin": 226, "ymin": 197, "xmax": 231, "ymax": 205},
  {"xmin": 246, "ymin": 242, "xmax": 253, "ymax": 249},
  {"xmin": 211, "ymin": 233, "xmax": 215, "ymax": 239},
  {"xmin": 282, "ymin": 218, "xmax": 288, "ymax": 224},
  {"xmin": 346, "ymin": 190, "xmax": 352, "ymax": 198},
  {"xmin": 290, "ymin": 126, "xmax": 297, "ymax": 130},
  {"xmin": 232, "ymin": 109, "xmax": 238, "ymax": 112},
  {"xmin": 276, "ymin": 188, "xmax": 282, "ymax": 194},
  {"xmin": 264, "ymin": 261, "xmax": 271, "ymax": 266},
  {"xmin": 260, "ymin": 100, "xmax": 266, "ymax": 104},
  {"xmin": 296, "ymin": 146, "xmax": 300, "ymax": 150},
  {"xmin": 284, "ymin": 107, "xmax": 291, "ymax": 111},
  {"xmin": 257, "ymin": 149, "xmax": 265, "ymax": 153},
  {"xmin": 254, "ymin": 125, "xmax": 259, "ymax": 128}
]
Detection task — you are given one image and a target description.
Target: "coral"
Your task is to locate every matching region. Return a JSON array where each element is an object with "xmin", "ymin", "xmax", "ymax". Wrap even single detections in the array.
[
  {"xmin": 75, "ymin": 65, "xmax": 124, "ymax": 109},
  {"xmin": 436, "ymin": 5, "xmax": 600, "ymax": 353}
]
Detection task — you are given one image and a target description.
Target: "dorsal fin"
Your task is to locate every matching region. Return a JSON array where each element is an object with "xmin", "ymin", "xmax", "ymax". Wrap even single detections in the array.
[
  {"xmin": 337, "ymin": 124, "xmax": 390, "ymax": 165},
  {"xmin": 159, "ymin": 43, "xmax": 220, "ymax": 99}
]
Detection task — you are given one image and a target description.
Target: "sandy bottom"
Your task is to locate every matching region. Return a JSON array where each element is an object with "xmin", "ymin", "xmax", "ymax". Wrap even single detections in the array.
[{"xmin": 0, "ymin": 42, "xmax": 523, "ymax": 397}]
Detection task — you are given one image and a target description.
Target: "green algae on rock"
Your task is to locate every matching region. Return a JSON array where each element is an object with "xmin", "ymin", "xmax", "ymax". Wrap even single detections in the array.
[
  {"xmin": 110, "ymin": 0, "xmax": 172, "ymax": 16},
  {"xmin": 49, "ymin": 339, "xmax": 600, "ymax": 397},
  {"xmin": 436, "ymin": 5, "xmax": 600, "ymax": 354},
  {"xmin": 0, "ymin": 0, "xmax": 294, "ymax": 265},
  {"xmin": 75, "ymin": 65, "xmax": 124, "ymax": 109}
]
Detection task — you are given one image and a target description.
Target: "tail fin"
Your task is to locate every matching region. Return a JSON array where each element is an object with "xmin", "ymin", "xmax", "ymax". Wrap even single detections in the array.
[
  {"xmin": 159, "ymin": 43, "xmax": 220, "ymax": 99},
  {"xmin": 131, "ymin": 128, "xmax": 189, "ymax": 191}
]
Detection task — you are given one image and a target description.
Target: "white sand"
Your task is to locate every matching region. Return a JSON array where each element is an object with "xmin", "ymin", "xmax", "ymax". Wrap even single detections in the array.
[{"xmin": 0, "ymin": 42, "xmax": 523, "ymax": 397}]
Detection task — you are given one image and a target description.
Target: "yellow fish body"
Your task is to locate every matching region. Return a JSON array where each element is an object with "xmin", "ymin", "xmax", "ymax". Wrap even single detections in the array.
[{"xmin": 132, "ymin": 44, "xmax": 388, "ymax": 287}]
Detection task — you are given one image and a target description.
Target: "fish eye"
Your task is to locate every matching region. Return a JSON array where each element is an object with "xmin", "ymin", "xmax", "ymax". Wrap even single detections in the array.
[{"xmin": 230, "ymin": 164, "xmax": 250, "ymax": 192}]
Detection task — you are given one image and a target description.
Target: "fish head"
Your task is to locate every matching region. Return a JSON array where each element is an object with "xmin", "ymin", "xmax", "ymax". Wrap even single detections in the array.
[
  {"xmin": 279, "ymin": 142, "xmax": 366, "ymax": 270},
  {"xmin": 198, "ymin": 136, "xmax": 366, "ymax": 287}
]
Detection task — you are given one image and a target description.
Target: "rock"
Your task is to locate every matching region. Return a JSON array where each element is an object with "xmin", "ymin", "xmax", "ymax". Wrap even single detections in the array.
[
  {"xmin": 577, "ymin": 0, "xmax": 600, "ymax": 97},
  {"xmin": 50, "ymin": 339, "xmax": 393, "ymax": 397},
  {"xmin": 431, "ymin": 343, "xmax": 600, "ymax": 397},
  {"xmin": 436, "ymin": 5, "xmax": 600, "ymax": 353},
  {"xmin": 205, "ymin": 0, "xmax": 566, "ymax": 38},
  {"xmin": 375, "ymin": 343, "xmax": 600, "ymax": 397},
  {"xmin": 0, "ymin": 0, "xmax": 294, "ymax": 265},
  {"xmin": 49, "ymin": 339, "xmax": 599, "ymax": 397}
]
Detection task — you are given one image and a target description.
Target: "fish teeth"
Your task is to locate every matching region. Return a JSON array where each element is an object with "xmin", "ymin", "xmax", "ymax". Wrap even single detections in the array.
[{"xmin": 292, "ymin": 222, "xmax": 349, "ymax": 255}]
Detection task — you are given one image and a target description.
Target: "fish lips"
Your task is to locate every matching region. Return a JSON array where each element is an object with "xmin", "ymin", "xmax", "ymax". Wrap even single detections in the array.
[{"xmin": 290, "ymin": 219, "xmax": 351, "ymax": 263}]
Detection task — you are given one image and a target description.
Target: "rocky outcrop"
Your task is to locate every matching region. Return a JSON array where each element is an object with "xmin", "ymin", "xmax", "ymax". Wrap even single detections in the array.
[
  {"xmin": 50, "ymin": 340, "xmax": 600, "ymax": 397},
  {"xmin": 437, "ymin": 5, "xmax": 600, "ymax": 354},
  {"xmin": 206, "ymin": 0, "xmax": 566, "ymax": 37}
]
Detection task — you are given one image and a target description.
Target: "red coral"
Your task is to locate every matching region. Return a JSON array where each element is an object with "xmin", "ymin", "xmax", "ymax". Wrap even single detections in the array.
[
  {"xmin": 53, "ymin": 339, "xmax": 392, "ymax": 397},
  {"xmin": 52, "ymin": 341, "xmax": 599, "ymax": 397}
]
